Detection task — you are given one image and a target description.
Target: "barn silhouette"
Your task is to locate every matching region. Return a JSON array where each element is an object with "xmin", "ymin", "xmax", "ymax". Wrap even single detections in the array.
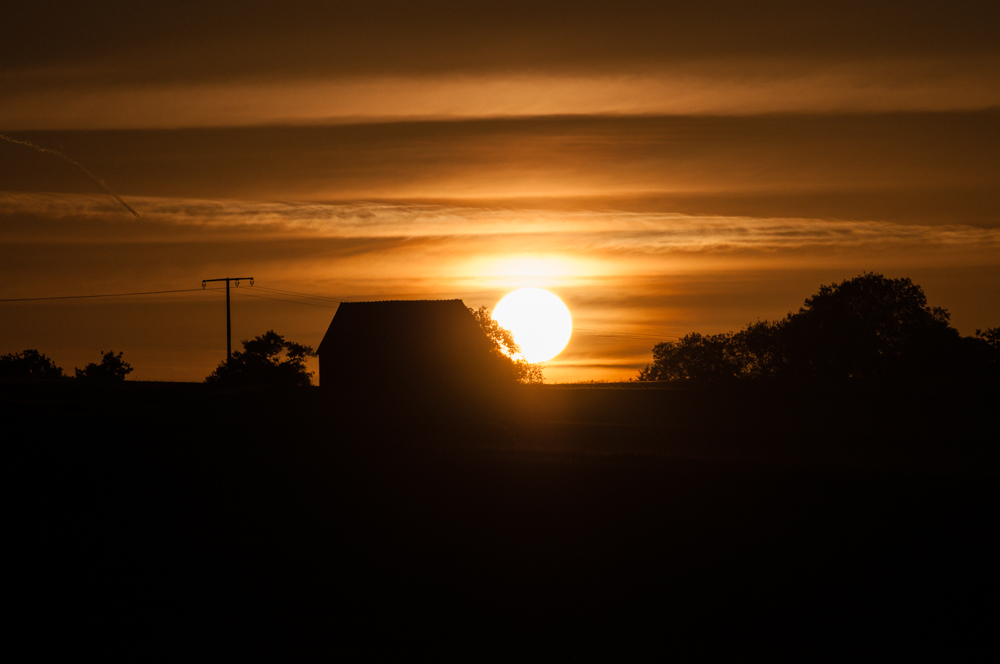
[{"xmin": 317, "ymin": 300, "xmax": 510, "ymax": 395}]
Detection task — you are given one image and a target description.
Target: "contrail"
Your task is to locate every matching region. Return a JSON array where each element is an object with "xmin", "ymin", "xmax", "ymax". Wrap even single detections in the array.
[{"xmin": 1, "ymin": 133, "xmax": 140, "ymax": 218}]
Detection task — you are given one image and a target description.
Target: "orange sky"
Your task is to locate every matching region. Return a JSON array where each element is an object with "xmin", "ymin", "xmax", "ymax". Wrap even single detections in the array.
[{"xmin": 2, "ymin": 2, "xmax": 998, "ymax": 382}]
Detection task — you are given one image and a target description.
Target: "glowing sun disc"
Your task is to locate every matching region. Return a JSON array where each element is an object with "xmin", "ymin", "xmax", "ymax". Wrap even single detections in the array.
[{"xmin": 493, "ymin": 288, "xmax": 572, "ymax": 363}]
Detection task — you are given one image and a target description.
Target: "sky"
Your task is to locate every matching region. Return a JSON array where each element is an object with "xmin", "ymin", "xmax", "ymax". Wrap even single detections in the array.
[{"xmin": 2, "ymin": 1, "xmax": 998, "ymax": 383}]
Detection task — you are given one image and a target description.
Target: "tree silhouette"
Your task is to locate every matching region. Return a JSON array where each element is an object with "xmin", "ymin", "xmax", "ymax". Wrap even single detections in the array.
[
  {"xmin": 205, "ymin": 330, "xmax": 316, "ymax": 387},
  {"xmin": 637, "ymin": 273, "xmax": 978, "ymax": 382},
  {"xmin": 731, "ymin": 319, "xmax": 788, "ymax": 379},
  {"xmin": 0, "ymin": 349, "xmax": 64, "ymax": 380},
  {"xmin": 780, "ymin": 273, "xmax": 959, "ymax": 379},
  {"xmin": 975, "ymin": 327, "xmax": 999, "ymax": 350},
  {"xmin": 470, "ymin": 306, "xmax": 544, "ymax": 384},
  {"xmin": 968, "ymin": 327, "xmax": 1000, "ymax": 372},
  {"xmin": 637, "ymin": 332, "xmax": 740, "ymax": 382},
  {"xmin": 75, "ymin": 350, "xmax": 133, "ymax": 381}
]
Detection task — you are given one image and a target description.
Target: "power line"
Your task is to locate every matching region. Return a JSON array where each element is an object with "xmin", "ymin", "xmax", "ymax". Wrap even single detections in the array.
[
  {"xmin": 0, "ymin": 283, "xmax": 339, "ymax": 309},
  {"xmin": 228, "ymin": 288, "xmax": 340, "ymax": 309},
  {"xmin": 0, "ymin": 288, "xmax": 216, "ymax": 303},
  {"xmin": 253, "ymin": 286, "xmax": 346, "ymax": 303}
]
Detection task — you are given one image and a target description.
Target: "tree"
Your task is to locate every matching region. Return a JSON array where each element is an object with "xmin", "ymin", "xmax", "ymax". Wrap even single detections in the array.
[
  {"xmin": 636, "ymin": 332, "xmax": 741, "ymax": 382},
  {"xmin": 75, "ymin": 350, "xmax": 133, "ymax": 381},
  {"xmin": 637, "ymin": 321, "xmax": 791, "ymax": 382},
  {"xmin": 637, "ymin": 273, "xmax": 967, "ymax": 382},
  {"xmin": 205, "ymin": 330, "xmax": 317, "ymax": 387},
  {"xmin": 731, "ymin": 319, "xmax": 788, "ymax": 379},
  {"xmin": 0, "ymin": 349, "xmax": 64, "ymax": 380},
  {"xmin": 968, "ymin": 327, "xmax": 1000, "ymax": 372},
  {"xmin": 469, "ymin": 306, "xmax": 544, "ymax": 384},
  {"xmin": 975, "ymin": 327, "xmax": 1000, "ymax": 350},
  {"xmin": 781, "ymin": 272, "xmax": 959, "ymax": 379}
]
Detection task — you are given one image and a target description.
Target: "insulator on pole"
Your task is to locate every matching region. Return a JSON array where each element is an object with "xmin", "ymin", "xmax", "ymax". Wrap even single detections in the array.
[{"xmin": 200, "ymin": 276, "xmax": 254, "ymax": 364}]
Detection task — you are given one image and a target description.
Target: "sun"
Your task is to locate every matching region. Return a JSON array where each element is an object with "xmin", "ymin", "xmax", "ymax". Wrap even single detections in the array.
[{"xmin": 492, "ymin": 288, "xmax": 572, "ymax": 363}]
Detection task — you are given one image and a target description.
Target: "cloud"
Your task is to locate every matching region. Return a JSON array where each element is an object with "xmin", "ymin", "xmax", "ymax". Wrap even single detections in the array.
[
  {"xmin": 3, "ymin": 62, "xmax": 998, "ymax": 131},
  {"xmin": 4, "ymin": 1, "xmax": 997, "ymax": 130},
  {"xmin": 5, "ymin": 193, "xmax": 999, "ymax": 250},
  {"xmin": 5, "ymin": 2, "xmax": 997, "ymax": 83},
  {"xmin": 3, "ymin": 113, "xmax": 997, "ymax": 228}
]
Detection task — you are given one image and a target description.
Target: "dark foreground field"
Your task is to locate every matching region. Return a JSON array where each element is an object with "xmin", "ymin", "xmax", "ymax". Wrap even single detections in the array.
[{"xmin": 7, "ymin": 379, "xmax": 999, "ymax": 655}]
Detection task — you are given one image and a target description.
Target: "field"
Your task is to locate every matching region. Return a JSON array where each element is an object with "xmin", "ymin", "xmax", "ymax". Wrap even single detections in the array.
[{"xmin": 7, "ymin": 379, "xmax": 998, "ymax": 654}]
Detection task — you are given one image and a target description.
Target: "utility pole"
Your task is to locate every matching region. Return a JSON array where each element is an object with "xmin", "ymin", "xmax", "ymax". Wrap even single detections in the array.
[{"xmin": 202, "ymin": 277, "xmax": 254, "ymax": 361}]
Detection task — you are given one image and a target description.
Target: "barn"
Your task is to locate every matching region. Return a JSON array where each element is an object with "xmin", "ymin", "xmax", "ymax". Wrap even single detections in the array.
[{"xmin": 317, "ymin": 299, "xmax": 509, "ymax": 394}]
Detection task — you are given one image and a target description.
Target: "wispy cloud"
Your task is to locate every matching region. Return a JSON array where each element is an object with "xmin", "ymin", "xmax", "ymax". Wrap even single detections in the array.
[
  {"xmin": 4, "ymin": 1, "xmax": 997, "ymax": 130},
  {"xmin": 4, "ymin": 114, "xmax": 995, "ymax": 229},
  {"xmin": 4, "ymin": 194, "xmax": 998, "ymax": 253},
  {"xmin": 4, "ymin": 60, "xmax": 999, "ymax": 130}
]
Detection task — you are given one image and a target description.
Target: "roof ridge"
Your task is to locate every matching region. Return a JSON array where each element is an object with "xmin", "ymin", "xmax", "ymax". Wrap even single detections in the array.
[{"xmin": 340, "ymin": 299, "xmax": 464, "ymax": 304}]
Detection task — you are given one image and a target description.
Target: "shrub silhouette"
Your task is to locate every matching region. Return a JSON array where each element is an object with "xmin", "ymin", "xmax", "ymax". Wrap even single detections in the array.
[
  {"xmin": 638, "ymin": 273, "xmax": 988, "ymax": 382},
  {"xmin": 75, "ymin": 350, "xmax": 133, "ymax": 381},
  {"xmin": 470, "ymin": 305, "xmax": 544, "ymax": 384},
  {"xmin": 637, "ymin": 332, "xmax": 741, "ymax": 382},
  {"xmin": 0, "ymin": 349, "xmax": 64, "ymax": 380},
  {"xmin": 206, "ymin": 330, "xmax": 316, "ymax": 387}
]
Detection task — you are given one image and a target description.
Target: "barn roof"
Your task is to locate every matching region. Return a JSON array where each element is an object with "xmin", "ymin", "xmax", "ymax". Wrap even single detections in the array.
[{"xmin": 318, "ymin": 299, "xmax": 490, "ymax": 356}]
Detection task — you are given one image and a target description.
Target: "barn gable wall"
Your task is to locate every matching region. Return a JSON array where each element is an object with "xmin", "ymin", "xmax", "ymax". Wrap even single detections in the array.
[{"xmin": 318, "ymin": 300, "xmax": 508, "ymax": 393}]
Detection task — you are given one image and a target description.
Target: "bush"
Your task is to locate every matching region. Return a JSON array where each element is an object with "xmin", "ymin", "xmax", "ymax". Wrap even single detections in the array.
[
  {"xmin": 0, "ymin": 349, "xmax": 64, "ymax": 380},
  {"xmin": 75, "ymin": 350, "xmax": 133, "ymax": 381},
  {"xmin": 205, "ymin": 330, "xmax": 316, "ymax": 387}
]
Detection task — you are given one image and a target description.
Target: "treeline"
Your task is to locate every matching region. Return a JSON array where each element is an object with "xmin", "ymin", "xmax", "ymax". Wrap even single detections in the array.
[
  {"xmin": 637, "ymin": 273, "xmax": 999, "ymax": 383},
  {"xmin": 0, "ymin": 349, "xmax": 133, "ymax": 381},
  {"xmin": 0, "ymin": 330, "xmax": 316, "ymax": 386}
]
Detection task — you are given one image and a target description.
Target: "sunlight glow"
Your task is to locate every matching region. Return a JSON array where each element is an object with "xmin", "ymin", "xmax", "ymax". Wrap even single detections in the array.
[{"xmin": 493, "ymin": 288, "xmax": 573, "ymax": 363}]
